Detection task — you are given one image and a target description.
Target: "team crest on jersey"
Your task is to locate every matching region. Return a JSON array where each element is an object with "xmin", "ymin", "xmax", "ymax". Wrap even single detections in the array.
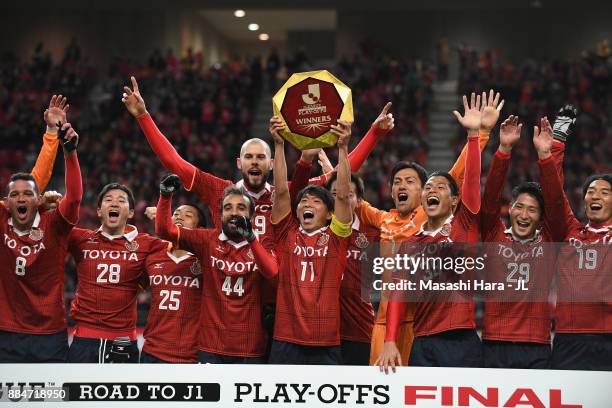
[
  {"xmin": 354, "ymin": 232, "xmax": 369, "ymax": 249},
  {"xmin": 247, "ymin": 248, "xmax": 254, "ymax": 260},
  {"xmin": 125, "ymin": 240, "xmax": 139, "ymax": 252},
  {"xmin": 440, "ymin": 223, "xmax": 451, "ymax": 237},
  {"xmin": 153, "ymin": 263, "xmax": 163, "ymax": 269},
  {"xmin": 316, "ymin": 232, "xmax": 330, "ymax": 246},
  {"xmin": 190, "ymin": 259, "xmax": 202, "ymax": 276},
  {"xmin": 28, "ymin": 228, "xmax": 44, "ymax": 241}
]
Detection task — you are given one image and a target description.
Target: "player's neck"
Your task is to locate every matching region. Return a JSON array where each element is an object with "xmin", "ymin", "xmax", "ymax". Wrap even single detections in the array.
[
  {"xmin": 11, "ymin": 217, "xmax": 35, "ymax": 233},
  {"xmin": 101, "ymin": 224, "xmax": 127, "ymax": 237},
  {"xmin": 172, "ymin": 249, "xmax": 189, "ymax": 258},
  {"xmin": 242, "ymin": 180, "xmax": 266, "ymax": 194},
  {"xmin": 425, "ymin": 214, "xmax": 450, "ymax": 232}
]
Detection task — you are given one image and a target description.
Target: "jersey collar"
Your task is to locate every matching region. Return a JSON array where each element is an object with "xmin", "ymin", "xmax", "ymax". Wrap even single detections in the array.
[
  {"xmin": 416, "ymin": 214, "xmax": 454, "ymax": 237},
  {"xmin": 218, "ymin": 231, "xmax": 250, "ymax": 249},
  {"xmin": 299, "ymin": 224, "xmax": 329, "ymax": 236},
  {"xmin": 166, "ymin": 251, "xmax": 193, "ymax": 264},
  {"xmin": 585, "ymin": 223, "xmax": 612, "ymax": 233},
  {"xmin": 352, "ymin": 215, "xmax": 361, "ymax": 231},
  {"xmin": 235, "ymin": 179, "xmax": 272, "ymax": 200},
  {"xmin": 8, "ymin": 211, "xmax": 41, "ymax": 236},
  {"xmin": 97, "ymin": 224, "xmax": 139, "ymax": 242},
  {"xmin": 504, "ymin": 227, "xmax": 542, "ymax": 243}
]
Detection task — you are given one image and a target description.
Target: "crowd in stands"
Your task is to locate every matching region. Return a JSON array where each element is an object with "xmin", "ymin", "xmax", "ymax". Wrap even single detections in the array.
[{"xmin": 456, "ymin": 41, "xmax": 612, "ymax": 219}]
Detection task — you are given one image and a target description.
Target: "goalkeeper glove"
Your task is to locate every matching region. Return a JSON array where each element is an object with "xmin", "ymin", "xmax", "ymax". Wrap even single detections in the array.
[
  {"xmin": 552, "ymin": 104, "xmax": 577, "ymax": 143},
  {"xmin": 234, "ymin": 215, "xmax": 256, "ymax": 242},
  {"xmin": 160, "ymin": 174, "xmax": 181, "ymax": 197},
  {"xmin": 57, "ymin": 121, "xmax": 78, "ymax": 152}
]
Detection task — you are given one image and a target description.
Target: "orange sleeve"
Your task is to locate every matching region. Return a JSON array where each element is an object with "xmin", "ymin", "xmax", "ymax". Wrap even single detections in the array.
[
  {"xmin": 448, "ymin": 131, "xmax": 489, "ymax": 191},
  {"xmin": 30, "ymin": 132, "xmax": 60, "ymax": 192},
  {"xmin": 356, "ymin": 200, "xmax": 386, "ymax": 229}
]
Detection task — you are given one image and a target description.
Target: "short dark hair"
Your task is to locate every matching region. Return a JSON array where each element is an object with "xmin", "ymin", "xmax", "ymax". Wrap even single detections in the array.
[
  {"xmin": 512, "ymin": 182, "xmax": 544, "ymax": 215},
  {"xmin": 222, "ymin": 187, "xmax": 255, "ymax": 216},
  {"xmin": 389, "ymin": 161, "xmax": 428, "ymax": 187},
  {"xmin": 8, "ymin": 173, "xmax": 38, "ymax": 194},
  {"xmin": 426, "ymin": 171, "xmax": 459, "ymax": 197},
  {"xmin": 325, "ymin": 173, "xmax": 365, "ymax": 199},
  {"xmin": 582, "ymin": 173, "xmax": 612, "ymax": 197},
  {"xmin": 296, "ymin": 185, "xmax": 335, "ymax": 212},
  {"xmin": 177, "ymin": 202, "xmax": 209, "ymax": 228},
  {"xmin": 97, "ymin": 183, "xmax": 135, "ymax": 209}
]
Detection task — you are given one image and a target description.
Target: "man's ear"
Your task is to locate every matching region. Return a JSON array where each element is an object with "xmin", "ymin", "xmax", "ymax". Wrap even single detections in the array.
[
  {"xmin": 96, "ymin": 207, "xmax": 102, "ymax": 218},
  {"xmin": 451, "ymin": 195, "xmax": 460, "ymax": 210},
  {"xmin": 128, "ymin": 209, "xmax": 135, "ymax": 219},
  {"xmin": 236, "ymin": 158, "xmax": 243, "ymax": 171},
  {"xmin": 268, "ymin": 158, "xmax": 274, "ymax": 171}
]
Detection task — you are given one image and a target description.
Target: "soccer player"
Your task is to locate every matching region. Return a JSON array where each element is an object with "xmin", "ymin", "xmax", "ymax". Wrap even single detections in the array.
[
  {"xmin": 0, "ymin": 122, "xmax": 81, "ymax": 363},
  {"xmin": 156, "ymin": 175, "xmax": 278, "ymax": 363},
  {"xmin": 480, "ymin": 114, "xmax": 568, "ymax": 368},
  {"xmin": 314, "ymin": 91, "xmax": 500, "ymax": 366},
  {"xmin": 268, "ymin": 117, "xmax": 353, "ymax": 365},
  {"xmin": 376, "ymin": 92, "xmax": 484, "ymax": 370},
  {"xmin": 67, "ymin": 183, "xmax": 167, "ymax": 363},
  {"xmin": 140, "ymin": 202, "xmax": 206, "ymax": 363},
  {"xmin": 537, "ymin": 123, "xmax": 612, "ymax": 370}
]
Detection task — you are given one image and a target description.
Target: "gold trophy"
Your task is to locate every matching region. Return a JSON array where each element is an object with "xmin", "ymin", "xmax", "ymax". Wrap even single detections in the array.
[{"xmin": 273, "ymin": 70, "xmax": 353, "ymax": 150}]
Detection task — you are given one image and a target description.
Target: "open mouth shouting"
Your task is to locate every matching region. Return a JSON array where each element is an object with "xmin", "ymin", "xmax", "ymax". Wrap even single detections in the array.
[
  {"xmin": 589, "ymin": 202, "xmax": 603, "ymax": 212},
  {"xmin": 108, "ymin": 209, "xmax": 120, "ymax": 223},
  {"xmin": 426, "ymin": 195, "xmax": 440, "ymax": 210},
  {"xmin": 398, "ymin": 192, "xmax": 409, "ymax": 203},
  {"xmin": 16, "ymin": 205, "xmax": 28, "ymax": 221},
  {"xmin": 302, "ymin": 210, "xmax": 315, "ymax": 226}
]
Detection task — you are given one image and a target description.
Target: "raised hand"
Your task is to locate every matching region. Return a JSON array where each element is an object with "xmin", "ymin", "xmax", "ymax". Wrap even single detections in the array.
[
  {"xmin": 234, "ymin": 215, "xmax": 256, "ymax": 242},
  {"xmin": 373, "ymin": 102, "xmax": 394, "ymax": 130},
  {"xmin": 300, "ymin": 147, "xmax": 322, "ymax": 163},
  {"xmin": 44, "ymin": 95, "xmax": 69, "ymax": 134},
  {"xmin": 58, "ymin": 122, "xmax": 79, "ymax": 153},
  {"xmin": 144, "ymin": 206, "xmax": 157, "ymax": 221},
  {"xmin": 332, "ymin": 120, "xmax": 352, "ymax": 149},
  {"xmin": 533, "ymin": 117, "xmax": 553, "ymax": 160},
  {"xmin": 269, "ymin": 116, "xmax": 286, "ymax": 145},
  {"xmin": 453, "ymin": 92, "xmax": 482, "ymax": 134},
  {"xmin": 552, "ymin": 103, "xmax": 577, "ymax": 142},
  {"xmin": 318, "ymin": 150, "xmax": 334, "ymax": 174},
  {"xmin": 479, "ymin": 89, "xmax": 505, "ymax": 132},
  {"xmin": 40, "ymin": 191, "xmax": 63, "ymax": 211},
  {"xmin": 122, "ymin": 76, "xmax": 147, "ymax": 118},
  {"xmin": 160, "ymin": 174, "xmax": 181, "ymax": 197},
  {"xmin": 498, "ymin": 115, "xmax": 522, "ymax": 154}
]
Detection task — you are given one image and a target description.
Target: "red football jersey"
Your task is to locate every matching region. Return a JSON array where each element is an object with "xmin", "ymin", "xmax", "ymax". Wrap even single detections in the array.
[
  {"xmin": 142, "ymin": 248, "xmax": 202, "ymax": 363},
  {"xmin": 177, "ymin": 227, "xmax": 273, "ymax": 357},
  {"xmin": 272, "ymin": 213, "xmax": 351, "ymax": 346},
  {"xmin": 480, "ymin": 151, "xmax": 554, "ymax": 344},
  {"xmin": 400, "ymin": 207, "xmax": 479, "ymax": 337},
  {"xmin": 340, "ymin": 217, "xmax": 377, "ymax": 343},
  {"xmin": 0, "ymin": 208, "xmax": 73, "ymax": 333},
  {"xmin": 555, "ymin": 224, "xmax": 612, "ymax": 333},
  {"xmin": 539, "ymin": 157, "xmax": 612, "ymax": 333},
  {"xmin": 68, "ymin": 226, "xmax": 167, "ymax": 337}
]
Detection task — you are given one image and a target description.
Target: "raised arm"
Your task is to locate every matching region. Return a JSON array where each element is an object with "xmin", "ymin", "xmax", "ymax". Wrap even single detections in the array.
[
  {"xmin": 31, "ymin": 95, "xmax": 69, "ymax": 191},
  {"xmin": 318, "ymin": 102, "xmax": 394, "ymax": 182},
  {"xmin": 332, "ymin": 120, "xmax": 353, "ymax": 225},
  {"xmin": 534, "ymin": 117, "xmax": 580, "ymax": 241},
  {"xmin": 452, "ymin": 92, "xmax": 486, "ymax": 213},
  {"xmin": 155, "ymin": 175, "xmax": 182, "ymax": 245},
  {"xmin": 122, "ymin": 76, "xmax": 197, "ymax": 187},
  {"xmin": 289, "ymin": 148, "xmax": 320, "ymax": 211},
  {"xmin": 57, "ymin": 123, "xmax": 82, "ymax": 225},
  {"xmin": 481, "ymin": 115, "xmax": 522, "ymax": 235},
  {"xmin": 270, "ymin": 117, "xmax": 291, "ymax": 223},
  {"xmin": 449, "ymin": 90, "xmax": 504, "ymax": 189}
]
